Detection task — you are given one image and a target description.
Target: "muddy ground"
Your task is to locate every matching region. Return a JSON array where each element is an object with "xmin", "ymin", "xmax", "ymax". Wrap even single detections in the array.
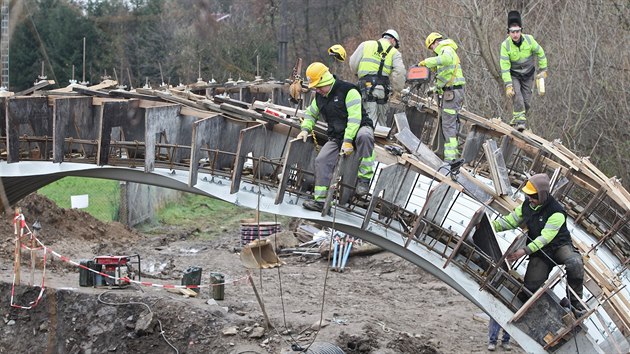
[{"xmin": 0, "ymin": 194, "xmax": 526, "ymax": 353}]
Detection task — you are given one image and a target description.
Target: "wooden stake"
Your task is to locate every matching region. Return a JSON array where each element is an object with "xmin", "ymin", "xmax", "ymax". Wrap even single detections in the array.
[{"xmin": 248, "ymin": 273, "xmax": 272, "ymax": 330}]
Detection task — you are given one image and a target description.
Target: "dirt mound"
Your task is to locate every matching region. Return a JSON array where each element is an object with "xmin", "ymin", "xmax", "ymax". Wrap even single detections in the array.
[{"xmin": 1, "ymin": 193, "xmax": 142, "ymax": 264}]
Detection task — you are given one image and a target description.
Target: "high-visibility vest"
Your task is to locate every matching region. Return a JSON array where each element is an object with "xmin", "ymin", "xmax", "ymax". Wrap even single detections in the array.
[{"xmin": 356, "ymin": 38, "xmax": 397, "ymax": 78}]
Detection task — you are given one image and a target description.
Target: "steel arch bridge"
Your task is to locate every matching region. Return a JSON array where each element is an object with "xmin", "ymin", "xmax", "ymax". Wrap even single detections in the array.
[{"xmin": 1, "ymin": 82, "xmax": 628, "ymax": 353}]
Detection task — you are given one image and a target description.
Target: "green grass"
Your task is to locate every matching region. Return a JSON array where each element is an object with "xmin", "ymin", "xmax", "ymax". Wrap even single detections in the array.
[
  {"xmin": 38, "ymin": 177, "xmax": 120, "ymax": 222},
  {"xmin": 150, "ymin": 193, "xmax": 290, "ymax": 239},
  {"xmin": 39, "ymin": 178, "xmax": 290, "ymax": 237}
]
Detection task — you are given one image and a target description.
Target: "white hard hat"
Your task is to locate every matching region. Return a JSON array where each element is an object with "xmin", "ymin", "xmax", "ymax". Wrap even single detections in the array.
[{"xmin": 382, "ymin": 29, "xmax": 400, "ymax": 48}]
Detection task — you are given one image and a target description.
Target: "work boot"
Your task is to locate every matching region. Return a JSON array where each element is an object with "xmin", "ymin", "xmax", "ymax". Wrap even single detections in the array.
[
  {"xmin": 487, "ymin": 343, "xmax": 496, "ymax": 351},
  {"xmin": 355, "ymin": 178, "xmax": 370, "ymax": 196},
  {"xmin": 302, "ymin": 199, "xmax": 324, "ymax": 212},
  {"xmin": 515, "ymin": 122, "xmax": 526, "ymax": 132},
  {"xmin": 500, "ymin": 342, "xmax": 512, "ymax": 351}
]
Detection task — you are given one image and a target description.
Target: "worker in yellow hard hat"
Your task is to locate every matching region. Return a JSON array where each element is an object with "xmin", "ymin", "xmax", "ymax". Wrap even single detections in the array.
[
  {"xmin": 492, "ymin": 173, "xmax": 585, "ymax": 317},
  {"xmin": 500, "ymin": 10, "xmax": 547, "ymax": 132},
  {"xmin": 418, "ymin": 32, "xmax": 465, "ymax": 164},
  {"xmin": 328, "ymin": 44, "xmax": 346, "ymax": 63},
  {"xmin": 349, "ymin": 29, "xmax": 406, "ymax": 127},
  {"xmin": 297, "ymin": 62, "xmax": 375, "ymax": 212}
]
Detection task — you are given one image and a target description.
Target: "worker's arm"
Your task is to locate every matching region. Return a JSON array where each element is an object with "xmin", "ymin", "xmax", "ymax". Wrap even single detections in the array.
[
  {"xmin": 499, "ymin": 39, "xmax": 513, "ymax": 86},
  {"xmin": 492, "ymin": 204, "xmax": 524, "ymax": 232},
  {"xmin": 390, "ymin": 50, "xmax": 406, "ymax": 93},
  {"xmin": 348, "ymin": 42, "xmax": 365, "ymax": 77},
  {"xmin": 301, "ymin": 99, "xmax": 320, "ymax": 133},
  {"xmin": 343, "ymin": 88, "xmax": 362, "ymax": 142},
  {"xmin": 423, "ymin": 47, "xmax": 455, "ymax": 69},
  {"xmin": 529, "ymin": 35, "xmax": 547, "ymax": 71},
  {"xmin": 524, "ymin": 212, "xmax": 564, "ymax": 255}
]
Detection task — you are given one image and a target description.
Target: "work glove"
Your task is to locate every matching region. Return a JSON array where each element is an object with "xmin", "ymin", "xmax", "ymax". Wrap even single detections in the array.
[
  {"xmin": 401, "ymin": 87, "xmax": 411, "ymax": 96},
  {"xmin": 536, "ymin": 70, "xmax": 548, "ymax": 79},
  {"xmin": 297, "ymin": 130, "xmax": 310, "ymax": 142},
  {"xmin": 341, "ymin": 141, "xmax": 354, "ymax": 156},
  {"xmin": 289, "ymin": 79, "xmax": 303, "ymax": 103},
  {"xmin": 505, "ymin": 85, "xmax": 515, "ymax": 98},
  {"xmin": 418, "ymin": 60, "xmax": 426, "ymax": 66}
]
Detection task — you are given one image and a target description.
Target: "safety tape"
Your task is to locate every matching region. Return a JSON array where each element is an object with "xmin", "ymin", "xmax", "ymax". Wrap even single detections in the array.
[
  {"xmin": 28, "ymin": 234, "xmax": 248, "ymax": 290},
  {"xmin": 11, "ymin": 245, "xmax": 48, "ymax": 309}
]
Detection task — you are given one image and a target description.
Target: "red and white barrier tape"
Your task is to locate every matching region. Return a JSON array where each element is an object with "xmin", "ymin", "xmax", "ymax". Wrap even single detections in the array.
[{"xmin": 11, "ymin": 245, "xmax": 48, "ymax": 309}]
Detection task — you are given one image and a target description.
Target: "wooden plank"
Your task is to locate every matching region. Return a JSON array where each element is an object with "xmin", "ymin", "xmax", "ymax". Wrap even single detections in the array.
[{"xmin": 16, "ymin": 80, "xmax": 55, "ymax": 96}]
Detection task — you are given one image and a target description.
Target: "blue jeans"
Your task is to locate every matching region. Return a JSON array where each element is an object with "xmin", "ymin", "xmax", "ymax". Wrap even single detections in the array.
[{"xmin": 488, "ymin": 317, "xmax": 510, "ymax": 344}]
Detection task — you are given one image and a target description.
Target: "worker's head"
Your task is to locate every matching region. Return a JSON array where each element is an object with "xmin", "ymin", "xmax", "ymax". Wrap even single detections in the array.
[
  {"xmin": 382, "ymin": 29, "xmax": 400, "ymax": 49},
  {"xmin": 328, "ymin": 44, "xmax": 346, "ymax": 62},
  {"xmin": 425, "ymin": 32, "xmax": 443, "ymax": 51},
  {"xmin": 507, "ymin": 10, "xmax": 522, "ymax": 41},
  {"xmin": 523, "ymin": 173, "xmax": 550, "ymax": 205},
  {"xmin": 306, "ymin": 62, "xmax": 334, "ymax": 94}
]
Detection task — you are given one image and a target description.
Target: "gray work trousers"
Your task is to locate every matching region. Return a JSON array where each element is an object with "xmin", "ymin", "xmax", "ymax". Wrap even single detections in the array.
[
  {"xmin": 364, "ymin": 101, "xmax": 389, "ymax": 127},
  {"xmin": 523, "ymin": 244, "xmax": 585, "ymax": 309},
  {"xmin": 315, "ymin": 126, "xmax": 374, "ymax": 189},
  {"xmin": 511, "ymin": 74, "xmax": 535, "ymax": 121},
  {"xmin": 441, "ymin": 88, "xmax": 465, "ymax": 142}
]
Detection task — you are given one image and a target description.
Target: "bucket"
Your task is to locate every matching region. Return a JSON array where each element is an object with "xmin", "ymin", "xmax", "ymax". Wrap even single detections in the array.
[
  {"xmin": 182, "ymin": 266, "xmax": 202, "ymax": 293},
  {"xmin": 210, "ymin": 272, "xmax": 225, "ymax": 300}
]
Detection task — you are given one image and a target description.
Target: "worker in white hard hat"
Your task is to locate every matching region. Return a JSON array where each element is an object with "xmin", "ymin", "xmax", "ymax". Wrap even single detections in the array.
[{"xmin": 349, "ymin": 29, "xmax": 406, "ymax": 127}]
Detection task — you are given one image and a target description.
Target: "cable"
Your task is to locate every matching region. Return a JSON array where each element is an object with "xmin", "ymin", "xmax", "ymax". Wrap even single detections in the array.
[
  {"xmin": 301, "ymin": 179, "xmax": 339, "ymax": 352},
  {"xmin": 97, "ymin": 291, "xmax": 179, "ymax": 354}
]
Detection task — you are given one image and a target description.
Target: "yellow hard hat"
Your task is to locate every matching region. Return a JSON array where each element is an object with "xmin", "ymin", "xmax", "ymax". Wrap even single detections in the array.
[
  {"xmin": 306, "ymin": 62, "xmax": 333, "ymax": 88},
  {"xmin": 328, "ymin": 44, "xmax": 346, "ymax": 62},
  {"xmin": 522, "ymin": 180, "xmax": 537, "ymax": 195},
  {"xmin": 425, "ymin": 32, "xmax": 443, "ymax": 49}
]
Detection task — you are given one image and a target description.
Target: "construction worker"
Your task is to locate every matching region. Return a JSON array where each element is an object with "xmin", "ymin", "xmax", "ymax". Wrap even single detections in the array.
[
  {"xmin": 328, "ymin": 44, "xmax": 346, "ymax": 65},
  {"xmin": 500, "ymin": 10, "xmax": 547, "ymax": 131},
  {"xmin": 418, "ymin": 32, "xmax": 465, "ymax": 163},
  {"xmin": 297, "ymin": 62, "xmax": 375, "ymax": 212},
  {"xmin": 487, "ymin": 317, "xmax": 512, "ymax": 351},
  {"xmin": 349, "ymin": 29, "xmax": 405, "ymax": 127},
  {"xmin": 493, "ymin": 174, "xmax": 585, "ymax": 316}
]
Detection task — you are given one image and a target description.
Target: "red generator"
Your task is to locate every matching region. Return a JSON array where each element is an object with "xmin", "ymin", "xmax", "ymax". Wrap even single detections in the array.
[{"xmin": 94, "ymin": 254, "xmax": 141, "ymax": 287}]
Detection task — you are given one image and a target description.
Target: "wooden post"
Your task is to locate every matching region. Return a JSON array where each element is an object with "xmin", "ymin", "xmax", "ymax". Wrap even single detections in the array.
[
  {"xmin": 13, "ymin": 208, "xmax": 23, "ymax": 285},
  {"xmin": 248, "ymin": 273, "xmax": 272, "ymax": 330}
]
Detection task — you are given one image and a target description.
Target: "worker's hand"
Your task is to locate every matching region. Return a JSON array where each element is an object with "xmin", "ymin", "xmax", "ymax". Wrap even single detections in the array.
[
  {"xmin": 536, "ymin": 70, "xmax": 547, "ymax": 79},
  {"xmin": 418, "ymin": 60, "xmax": 426, "ymax": 66},
  {"xmin": 341, "ymin": 142, "xmax": 354, "ymax": 155},
  {"xmin": 297, "ymin": 130, "xmax": 310, "ymax": 142},
  {"xmin": 289, "ymin": 79, "xmax": 303, "ymax": 102},
  {"xmin": 506, "ymin": 248, "xmax": 526, "ymax": 262},
  {"xmin": 505, "ymin": 85, "xmax": 515, "ymax": 98}
]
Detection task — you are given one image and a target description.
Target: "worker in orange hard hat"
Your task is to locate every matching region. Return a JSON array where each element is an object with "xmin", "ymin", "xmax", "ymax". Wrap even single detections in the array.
[
  {"xmin": 349, "ymin": 29, "xmax": 406, "ymax": 127},
  {"xmin": 297, "ymin": 62, "xmax": 375, "ymax": 212},
  {"xmin": 492, "ymin": 173, "xmax": 585, "ymax": 317}
]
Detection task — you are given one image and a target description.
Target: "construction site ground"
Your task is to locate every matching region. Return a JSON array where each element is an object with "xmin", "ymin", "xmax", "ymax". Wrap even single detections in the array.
[{"xmin": 0, "ymin": 194, "xmax": 526, "ymax": 354}]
